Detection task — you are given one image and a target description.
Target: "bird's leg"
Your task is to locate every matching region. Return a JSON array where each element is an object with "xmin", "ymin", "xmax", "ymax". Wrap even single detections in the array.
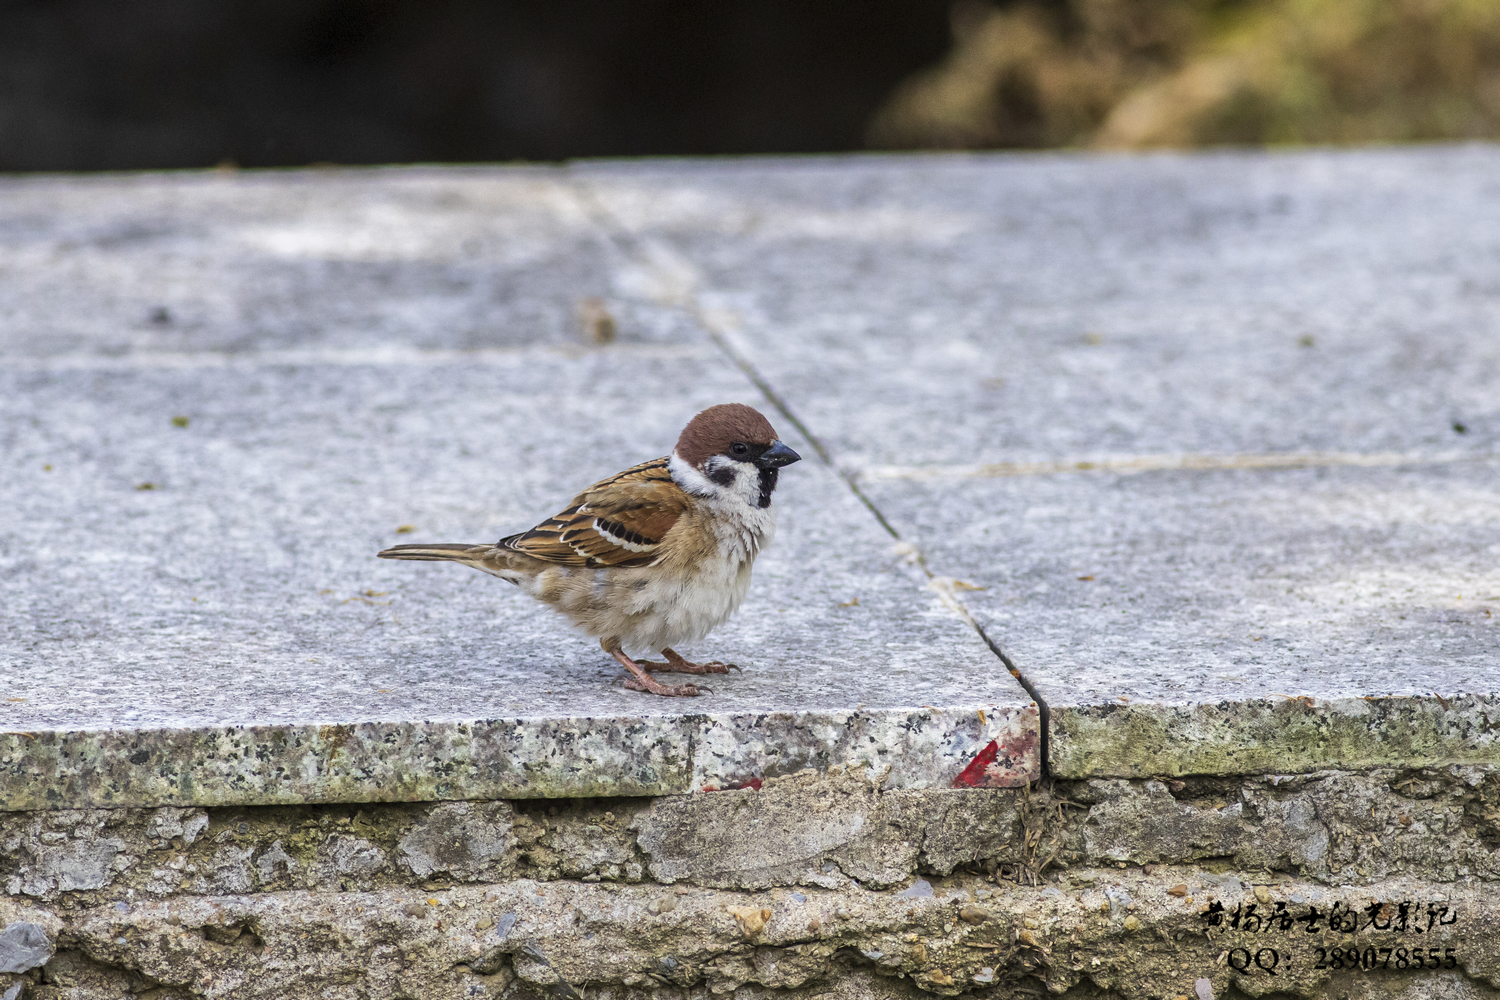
[
  {"xmin": 611, "ymin": 649, "xmax": 705, "ymax": 697},
  {"xmin": 638, "ymin": 647, "xmax": 739, "ymax": 674}
]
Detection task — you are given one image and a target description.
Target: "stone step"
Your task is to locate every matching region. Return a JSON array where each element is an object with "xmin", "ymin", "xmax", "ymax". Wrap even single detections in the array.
[
  {"xmin": 0, "ymin": 167, "xmax": 1036, "ymax": 811},
  {"xmin": 0, "ymin": 764, "xmax": 1496, "ymax": 998},
  {"xmin": 3, "ymin": 148, "xmax": 1498, "ymax": 1000},
  {"xmin": 572, "ymin": 147, "xmax": 1500, "ymax": 781}
]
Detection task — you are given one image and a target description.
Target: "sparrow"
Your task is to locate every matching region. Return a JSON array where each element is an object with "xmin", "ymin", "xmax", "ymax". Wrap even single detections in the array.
[{"xmin": 378, "ymin": 403, "xmax": 802, "ymax": 696}]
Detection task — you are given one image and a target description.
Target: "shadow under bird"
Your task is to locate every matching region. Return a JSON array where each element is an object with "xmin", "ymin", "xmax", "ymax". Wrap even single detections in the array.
[{"xmin": 377, "ymin": 403, "xmax": 802, "ymax": 696}]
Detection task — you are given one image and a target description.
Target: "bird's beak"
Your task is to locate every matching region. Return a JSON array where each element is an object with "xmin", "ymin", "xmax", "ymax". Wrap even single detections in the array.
[{"xmin": 757, "ymin": 440, "xmax": 801, "ymax": 469}]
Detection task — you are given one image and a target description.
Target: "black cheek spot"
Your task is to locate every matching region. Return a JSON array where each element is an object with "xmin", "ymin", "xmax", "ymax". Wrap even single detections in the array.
[{"xmin": 708, "ymin": 465, "xmax": 736, "ymax": 487}]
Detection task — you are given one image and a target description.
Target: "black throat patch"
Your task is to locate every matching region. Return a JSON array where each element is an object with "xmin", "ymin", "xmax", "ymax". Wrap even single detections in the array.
[{"xmin": 757, "ymin": 467, "xmax": 779, "ymax": 508}]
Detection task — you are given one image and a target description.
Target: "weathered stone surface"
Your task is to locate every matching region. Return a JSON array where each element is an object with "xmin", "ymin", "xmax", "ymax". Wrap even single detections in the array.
[
  {"xmin": 635, "ymin": 767, "xmax": 1027, "ymax": 892},
  {"xmin": 636, "ymin": 766, "xmax": 925, "ymax": 890},
  {"xmin": 0, "ymin": 765, "xmax": 1492, "ymax": 997},
  {"xmin": 12, "ymin": 870, "xmax": 1500, "ymax": 999},
  {"xmin": 1050, "ymin": 693, "xmax": 1500, "ymax": 781},
  {"xmin": 398, "ymin": 801, "xmax": 517, "ymax": 881},
  {"xmin": 0, "ymin": 771, "xmax": 1032, "ymax": 906},
  {"xmin": 29, "ymin": 759, "xmax": 1481, "ymax": 904},
  {"xmin": 1048, "ymin": 767, "xmax": 1500, "ymax": 886}
]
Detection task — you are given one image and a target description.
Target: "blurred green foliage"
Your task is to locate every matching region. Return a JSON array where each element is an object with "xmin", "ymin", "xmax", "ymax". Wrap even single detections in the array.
[{"xmin": 868, "ymin": 0, "xmax": 1500, "ymax": 149}]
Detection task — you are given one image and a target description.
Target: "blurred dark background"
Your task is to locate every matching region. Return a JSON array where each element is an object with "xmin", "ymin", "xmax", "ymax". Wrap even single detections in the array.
[
  {"xmin": 0, "ymin": 0, "xmax": 952, "ymax": 170},
  {"xmin": 4, "ymin": 0, "xmax": 1499, "ymax": 172}
]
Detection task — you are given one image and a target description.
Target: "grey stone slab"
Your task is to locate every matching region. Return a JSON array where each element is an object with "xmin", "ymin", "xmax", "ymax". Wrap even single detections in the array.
[
  {"xmin": 0, "ymin": 167, "xmax": 647, "ymax": 357},
  {"xmin": 866, "ymin": 462, "xmax": 1500, "ymax": 778},
  {"xmin": 0, "ymin": 169, "xmax": 1033, "ymax": 809},
  {"xmin": 575, "ymin": 146, "xmax": 1500, "ymax": 777},
  {"xmin": 574, "ymin": 147, "xmax": 1500, "ymax": 465}
]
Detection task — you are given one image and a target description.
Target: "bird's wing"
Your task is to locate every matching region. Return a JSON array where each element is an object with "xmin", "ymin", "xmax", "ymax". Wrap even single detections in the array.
[{"xmin": 498, "ymin": 457, "xmax": 688, "ymax": 568}]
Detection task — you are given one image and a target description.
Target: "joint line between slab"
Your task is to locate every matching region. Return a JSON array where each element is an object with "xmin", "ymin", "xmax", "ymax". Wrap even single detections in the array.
[{"xmin": 563, "ymin": 173, "xmax": 1051, "ymax": 778}]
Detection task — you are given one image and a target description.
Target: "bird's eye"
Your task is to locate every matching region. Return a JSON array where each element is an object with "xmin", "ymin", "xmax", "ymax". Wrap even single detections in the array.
[{"xmin": 730, "ymin": 442, "xmax": 748, "ymax": 457}]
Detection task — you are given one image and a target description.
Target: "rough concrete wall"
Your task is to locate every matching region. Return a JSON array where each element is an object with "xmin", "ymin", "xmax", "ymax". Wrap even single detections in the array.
[{"xmin": 1, "ymin": 765, "xmax": 1498, "ymax": 999}]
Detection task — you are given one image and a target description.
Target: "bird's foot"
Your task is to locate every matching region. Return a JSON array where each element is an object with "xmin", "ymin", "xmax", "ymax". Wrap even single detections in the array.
[
  {"xmin": 641, "ymin": 648, "xmax": 740, "ymax": 674},
  {"xmin": 612, "ymin": 648, "xmax": 709, "ymax": 697},
  {"xmin": 635, "ymin": 659, "xmax": 733, "ymax": 675},
  {"xmin": 623, "ymin": 676, "xmax": 707, "ymax": 697}
]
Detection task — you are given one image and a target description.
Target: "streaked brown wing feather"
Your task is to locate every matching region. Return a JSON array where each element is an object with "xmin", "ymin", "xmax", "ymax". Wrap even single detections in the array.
[{"xmin": 499, "ymin": 457, "xmax": 686, "ymax": 568}]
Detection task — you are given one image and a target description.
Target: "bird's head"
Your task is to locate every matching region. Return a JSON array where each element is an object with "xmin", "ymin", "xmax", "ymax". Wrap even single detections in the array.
[{"xmin": 672, "ymin": 403, "xmax": 801, "ymax": 508}]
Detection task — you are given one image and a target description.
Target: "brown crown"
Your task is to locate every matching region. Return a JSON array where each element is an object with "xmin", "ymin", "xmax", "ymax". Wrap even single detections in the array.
[{"xmin": 675, "ymin": 403, "xmax": 779, "ymax": 467}]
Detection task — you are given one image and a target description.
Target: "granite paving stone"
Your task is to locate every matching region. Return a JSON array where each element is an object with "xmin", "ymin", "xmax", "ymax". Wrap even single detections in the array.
[
  {"xmin": 0, "ymin": 168, "xmax": 1033, "ymax": 810},
  {"xmin": 576, "ymin": 146, "xmax": 1500, "ymax": 778}
]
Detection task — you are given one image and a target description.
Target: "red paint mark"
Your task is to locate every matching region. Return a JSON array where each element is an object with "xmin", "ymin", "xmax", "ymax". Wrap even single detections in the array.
[
  {"xmin": 952, "ymin": 740, "xmax": 999, "ymax": 788},
  {"xmin": 701, "ymin": 777, "xmax": 763, "ymax": 792},
  {"xmin": 952, "ymin": 727, "xmax": 1042, "ymax": 788}
]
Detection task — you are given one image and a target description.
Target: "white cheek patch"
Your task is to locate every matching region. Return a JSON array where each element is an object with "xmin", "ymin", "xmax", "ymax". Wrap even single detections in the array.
[{"xmin": 701, "ymin": 455, "xmax": 764, "ymax": 507}]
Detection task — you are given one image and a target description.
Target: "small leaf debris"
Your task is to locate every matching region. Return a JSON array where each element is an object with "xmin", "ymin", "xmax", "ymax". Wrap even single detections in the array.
[
  {"xmin": 577, "ymin": 296, "xmax": 616, "ymax": 344},
  {"xmin": 135, "ymin": 482, "xmax": 157, "ymax": 491},
  {"xmin": 171, "ymin": 415, "xmax": 190, "ymax": 428},
  {"xmin": 395, "ymin": 524, "xmax": 415, "ymax": 534}
]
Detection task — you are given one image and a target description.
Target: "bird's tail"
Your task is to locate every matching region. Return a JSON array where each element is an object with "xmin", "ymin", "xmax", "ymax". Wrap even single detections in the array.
[
  {"xmin": 377, "ymin": 542, "xmax": 492, "ymax": 564},
  {"xmin": 377, "ymin": 541, "xmax": 532, "ymax": 583}
]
